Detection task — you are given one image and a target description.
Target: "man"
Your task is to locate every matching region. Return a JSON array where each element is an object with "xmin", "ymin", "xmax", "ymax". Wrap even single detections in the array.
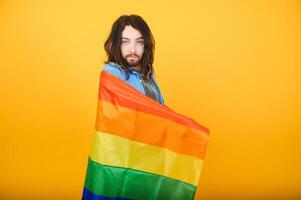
[
  {"xmin": 102, "ymin": 14, "xmax": 164, "ymax": 104},
  {"xmin": 82, "ymin": 14, "xmax": 210, "ymax": 200}
]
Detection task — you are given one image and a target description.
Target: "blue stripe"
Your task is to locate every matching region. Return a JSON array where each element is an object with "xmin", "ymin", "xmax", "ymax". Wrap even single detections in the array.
[{"xmin": 82, "ymin": 188, "xmax": 130, "ymax": 200}]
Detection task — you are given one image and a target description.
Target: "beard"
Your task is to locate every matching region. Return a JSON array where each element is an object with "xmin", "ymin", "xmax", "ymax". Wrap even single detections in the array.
[{"xmin": 124, "ymin": 54, "xmax": 142, "ymax": 67}]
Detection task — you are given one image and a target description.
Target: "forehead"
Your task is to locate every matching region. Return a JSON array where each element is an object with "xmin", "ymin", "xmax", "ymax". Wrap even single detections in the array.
[{"xmin": 121, "ymin": 25, "xmax": 143, "ymax": 39}]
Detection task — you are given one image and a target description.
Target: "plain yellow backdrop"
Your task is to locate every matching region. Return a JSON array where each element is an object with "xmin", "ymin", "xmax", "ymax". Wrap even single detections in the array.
[{"xmin": 0, "ymin": 0, "xmax": 300, "ymax": 199}]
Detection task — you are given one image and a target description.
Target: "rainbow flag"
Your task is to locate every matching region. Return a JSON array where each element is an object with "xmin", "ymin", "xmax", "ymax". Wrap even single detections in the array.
[{"xmin": 82, "ymin": 71, "xmax": 210, "ymax": 200}]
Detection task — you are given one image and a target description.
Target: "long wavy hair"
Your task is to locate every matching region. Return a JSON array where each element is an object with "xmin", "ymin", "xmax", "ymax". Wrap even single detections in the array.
[{"xmin": 104, "ymin": 15, "xmax": 155, "ymax": 80}]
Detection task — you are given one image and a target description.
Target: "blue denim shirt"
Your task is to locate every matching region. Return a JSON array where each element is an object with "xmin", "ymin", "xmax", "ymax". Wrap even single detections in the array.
[{"xmin": 102, "ymin": 62, "xmax": 164, "ymax": 104}]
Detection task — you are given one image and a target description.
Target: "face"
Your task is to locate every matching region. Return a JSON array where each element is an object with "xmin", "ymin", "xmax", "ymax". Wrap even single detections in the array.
[{"xmin": 120, "ymin": 25, "xmax": 145, "ymax": 68}]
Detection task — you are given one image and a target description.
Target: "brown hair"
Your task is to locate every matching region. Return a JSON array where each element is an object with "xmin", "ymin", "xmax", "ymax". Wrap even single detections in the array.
[{"xmin": 104, "ymin": 15, "xmax": 155, "ymax": 80}]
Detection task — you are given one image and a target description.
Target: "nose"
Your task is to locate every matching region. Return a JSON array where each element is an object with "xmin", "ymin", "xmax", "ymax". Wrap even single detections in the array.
[{"xmin": 129, "ymin": 42, "xmax": 136, "ymax": 53}]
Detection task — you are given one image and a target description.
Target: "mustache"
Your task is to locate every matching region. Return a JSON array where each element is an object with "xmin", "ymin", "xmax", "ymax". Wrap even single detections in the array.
[{"xmin": 126, "ymin": 54, "xmax": 139, "ymax": 58}]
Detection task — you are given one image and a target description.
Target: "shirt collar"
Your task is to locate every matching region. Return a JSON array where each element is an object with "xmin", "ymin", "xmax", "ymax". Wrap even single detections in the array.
[{"xmin": 129, "ymin": 68, "xmax": 143, "ymax": 75}]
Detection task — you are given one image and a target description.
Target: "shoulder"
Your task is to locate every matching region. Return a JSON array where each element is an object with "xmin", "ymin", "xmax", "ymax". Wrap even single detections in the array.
[{"xmin": 101, "ymin": 62, "xmax": 125, "ymax": 80}]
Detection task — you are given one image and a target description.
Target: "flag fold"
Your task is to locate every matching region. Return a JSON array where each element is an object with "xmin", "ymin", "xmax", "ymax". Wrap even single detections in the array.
[{"xmin": 82, "ymin": 71, "xmax": 210, "ymax": 200}]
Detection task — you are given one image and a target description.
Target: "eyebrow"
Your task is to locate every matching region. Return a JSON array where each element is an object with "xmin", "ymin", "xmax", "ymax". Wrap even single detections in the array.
[{"xmin": 121, "ymin": 37, "xmax": 144, "ymax": 40}]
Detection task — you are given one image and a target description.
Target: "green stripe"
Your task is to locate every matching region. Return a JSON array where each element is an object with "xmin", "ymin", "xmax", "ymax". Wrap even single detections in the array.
[{"xmin": 84, "ymin": 157, "xmax": 196, "ymax": 200}]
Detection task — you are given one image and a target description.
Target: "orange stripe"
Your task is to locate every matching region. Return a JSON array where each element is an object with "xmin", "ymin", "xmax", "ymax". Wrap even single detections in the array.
[
  {"xmin": 99, "ymin": 71, "xmax": 210, "ymax": 134},
  {"xmin": 95, "ymin": 100, "xmax": 209, "ymax": 159}
]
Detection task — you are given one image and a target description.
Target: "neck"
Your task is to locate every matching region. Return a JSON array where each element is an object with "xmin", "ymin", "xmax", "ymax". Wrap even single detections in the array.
[{"xmin": 131, "ymin": 65, "xmax": 142, "ymax": 72}]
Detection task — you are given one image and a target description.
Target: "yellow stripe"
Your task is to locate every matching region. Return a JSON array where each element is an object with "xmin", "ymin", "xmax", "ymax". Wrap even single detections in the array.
[{"xmin": 90, "ymin": 131, "xmax": 203, "ymax": 186}]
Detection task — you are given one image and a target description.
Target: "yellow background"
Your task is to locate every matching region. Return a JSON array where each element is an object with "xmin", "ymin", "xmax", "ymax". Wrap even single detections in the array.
[{"xmin": 0, "ymin": 0, "xmax": 300, "ymax": 199}]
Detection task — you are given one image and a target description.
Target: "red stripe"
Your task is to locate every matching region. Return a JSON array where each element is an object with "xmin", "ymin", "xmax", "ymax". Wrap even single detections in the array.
[{"xmin": 99, "ymin": 71, "xmax": 210, "ymax": 134}]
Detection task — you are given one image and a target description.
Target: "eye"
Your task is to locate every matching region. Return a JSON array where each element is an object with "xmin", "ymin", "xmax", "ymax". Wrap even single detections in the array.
[
  {"xmin": 121, "ymin": 40, "xmax": 129, "ymax": 44},
  {"xmin": 137, "ymin": 40, "xmax": 144, "ymax": 45}
]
